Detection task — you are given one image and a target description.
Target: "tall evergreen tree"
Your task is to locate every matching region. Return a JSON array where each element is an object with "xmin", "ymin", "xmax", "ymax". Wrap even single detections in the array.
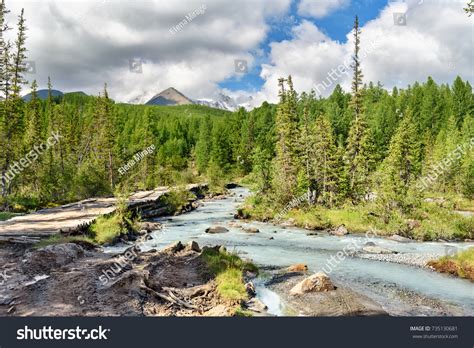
[
  {"xmin": 378, "ymin": 109, "xmax": 421, "ymax": 217},
  {"xmin": 273, "ymin": 76, "xmax": 299, "ymax": 204},
  {"xmin": 349, "ymin": 16, "xmax": 363, "ymax": 119},
  {"xmin": 344, "ymin": 15, "xmax": 374, "ymax": 203}
]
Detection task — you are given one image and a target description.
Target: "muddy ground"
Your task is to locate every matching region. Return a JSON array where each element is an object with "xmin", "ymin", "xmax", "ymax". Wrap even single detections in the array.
[{"xmin": 0, "ymin": 242, "xmax": 237, "ymax": 316}]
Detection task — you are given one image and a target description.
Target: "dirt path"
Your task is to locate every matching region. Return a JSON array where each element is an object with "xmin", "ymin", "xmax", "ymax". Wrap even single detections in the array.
[{"xmin": 0, "ymin": 184, "xmax": 205, "ymax": 243}]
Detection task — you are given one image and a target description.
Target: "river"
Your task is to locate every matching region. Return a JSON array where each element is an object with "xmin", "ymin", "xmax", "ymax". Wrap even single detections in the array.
[{"xmin": 106, "ymin": 187, "xmax": 474, "ymax": 316}]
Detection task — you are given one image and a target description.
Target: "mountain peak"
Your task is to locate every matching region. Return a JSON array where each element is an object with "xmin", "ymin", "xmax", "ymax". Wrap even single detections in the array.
[{"xmin": 145, "ymin": 87, "xmax": 194, "ymax": 106}]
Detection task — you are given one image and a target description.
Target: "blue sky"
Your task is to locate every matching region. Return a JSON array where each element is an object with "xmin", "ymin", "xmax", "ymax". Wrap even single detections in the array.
[
  {"xmin": 219, "ymin": 0, "xmax": 388, "ymax": 92},
  {"xmin": 13, "ymin": 0, "xmax": 472, "ymax": 104}
]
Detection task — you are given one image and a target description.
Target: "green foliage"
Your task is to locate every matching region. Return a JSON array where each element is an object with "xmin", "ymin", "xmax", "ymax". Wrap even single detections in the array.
[
  {"xmin": 160, "ymin": 188, "xmax": 193, "ymax": 214},
  {"xmin": 0, "ymin": 211, "xmax": 19, "ymax": 221}
]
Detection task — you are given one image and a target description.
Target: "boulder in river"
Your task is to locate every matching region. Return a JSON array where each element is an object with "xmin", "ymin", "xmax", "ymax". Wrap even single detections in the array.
[
  {"xmin": 205, "ymin": 226, "xmax": 229, "ymax": 234},
  {"xmin": 139, "ymin": 221, "xmax": 162, "ymax": 232},
  {"xmin": 330, "ymin": 225, "xmax": 348, "ymax": 236},
  {"xmin": 289, "ymin": 272, "xmax": 335, "ymax": 295},
  {"xmin": 242, "ymin": 226, "xmax": 259, "ymax": 233},
  {"xmin": 388, "ymin": 234, "xmax": 412, "ymax": 243},
  {"xmin": 286, "ymin": 263, "xmax": 308, "ymax": 273},
  {"xmin": 245, "ymin": 298, "xmax": 268, "ymax": 313}
]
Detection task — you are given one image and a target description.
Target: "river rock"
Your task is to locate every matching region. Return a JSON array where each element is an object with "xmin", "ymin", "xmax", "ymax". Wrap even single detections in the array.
[
  {"xmin": 186, "ymin": 241, "xmax": 201, "ymax": 253},
  {"xmin": 205, "ymin": 226, "xmax": 229, "ymax": 234},
  {"xmin": 330, "ymin": 225, "xmax": 348, "ymax": 236},
  {"xmin": 306, "ymin": 232, "xmax": 318, "ymax": 236},
  {"xmin": 389, "ymin": 234, "xmax": 412, "ymax": 243},
  {"xmin": 245, "ymin": 298, "xmax": 267, "ymax": 313},
  {"xmin": 286, "ymin": 264, "xmax": 308, "ymax": 272},
  {"xmin": 289, "ymin": 272, "xmax": 335, "ymax": 295},
  {"xmin": 362, "ymin": 245, "xmax": 397, "ymax": 254},
  {"xmin": 364, "ymin": 241, "xmax": 376, "ymax": 247},
  {"xmin": 243, "ymin": 226, "xmax": 260, "ymax": 233},
  {"xmin": 245, "ymin": 282, "xmax": 256, "ymax": 297},
  {"xmin": 139, "ymin": 221, "xmax": 162, "ymax": 232},
  {"xmin": 162, "ymin": 241, "xmax": 185, "ymax": 253}
]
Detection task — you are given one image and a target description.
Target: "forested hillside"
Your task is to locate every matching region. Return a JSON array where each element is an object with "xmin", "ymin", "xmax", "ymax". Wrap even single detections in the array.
[{"xmin": 0, "ymin": 4, "xmax": 472, "ymax": 242}]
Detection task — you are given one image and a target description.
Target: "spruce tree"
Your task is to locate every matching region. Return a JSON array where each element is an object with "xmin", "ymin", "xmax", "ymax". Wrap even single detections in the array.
[
  {"xmin": 378, "ymin": 109, "xmax": 421, "ymax": 217},
  {"xmin": 344, "ymin": 16, "xmax": 373, "ymax": 203},
  {"xmin": 312, "ymin": 114, "xmax": 339, "ymax": 206},
  {"xmin": 273, "ymin": 76, "xmax": 299, "ymax": 204},
  {"xmin": 349, "ymin": 16, "xmax": 363, "ymax": 119}
]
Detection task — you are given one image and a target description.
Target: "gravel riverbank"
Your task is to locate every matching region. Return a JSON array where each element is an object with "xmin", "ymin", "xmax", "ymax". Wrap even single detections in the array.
[{"xmin": 356, "ymin": 252, "xmax": 443, "ymax": 268}]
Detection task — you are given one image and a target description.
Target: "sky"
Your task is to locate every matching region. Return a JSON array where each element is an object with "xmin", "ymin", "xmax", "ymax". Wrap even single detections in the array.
[{"xmin": 6, "ymin": 0, "xmax": 474, "ymax": 106}]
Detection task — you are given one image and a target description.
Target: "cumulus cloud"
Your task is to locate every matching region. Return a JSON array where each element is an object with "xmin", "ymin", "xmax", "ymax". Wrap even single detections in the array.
[
  {"xmin": 298, "ymin": 0, "xmax": 350, "ymax": 18},
  {"xmin": 252, "ymin": 0, "xmax": 473, "ymax": 106},
  {"xmin": 6, "ymin": 0, "xmax": 290, "ymax": 102},
  {"xmin": 4, "ymin": 0, "xmax": 472, "ymax": 107}
]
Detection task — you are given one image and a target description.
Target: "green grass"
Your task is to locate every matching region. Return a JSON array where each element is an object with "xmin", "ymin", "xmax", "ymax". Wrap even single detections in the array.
[
  {"xmin": 242, "ymin": 192, "xmax": 473, "ymax": 241},
  {"xmin": 216, "ymin": 268, "xmax": 248, "ymax": 301},
  {"xmin": 201, "ymin": 248, "xmax": 258, "ymax": 302},
  {"xmin": 428, "ymin": 247, "xmax": 474, "ymax": 281},
  {"xmin": 89, "ymin": 214, "xmax": 125, "ymax": 244},
  {"xmin": 0, "ymin": 212, "xmax": 21, "ymax": 221},
  {"xmin": 34, "ymin": 234, "xmax": 97, "ymax": 249}
]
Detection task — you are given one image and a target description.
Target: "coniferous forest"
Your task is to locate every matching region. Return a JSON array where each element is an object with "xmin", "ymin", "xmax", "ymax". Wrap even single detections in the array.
[
  {"xmin": 0, "ymin": 0, "xmax": 473, "ymax": 327},
  {"xmin": 0, "ymin": 4, "xmax": 472, "ymax": 243}
]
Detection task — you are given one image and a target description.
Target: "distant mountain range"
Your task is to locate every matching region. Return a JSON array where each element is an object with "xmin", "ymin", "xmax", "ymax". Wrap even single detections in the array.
[
  {"xmin": 22, "ymin": 89, "xmax": 87, "ymax": 102},
  {"xmin": 22, "ymin": 87, "xmax": 252, "ymax": 112},
  {"xmin": 141, "ymin": 87, "xmax": 253, "ymax": 111}
]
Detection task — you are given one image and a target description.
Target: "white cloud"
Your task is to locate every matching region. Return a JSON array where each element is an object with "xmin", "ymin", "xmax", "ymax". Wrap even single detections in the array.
[
  {"xmin": 6, "ymin": 0, "xmax": 291, "ymax": 102},
  {"xmin": 252, "ymin": 0, "xmax": 473, "ymax": 106},
  {"xmin": 5, "ymin": 0, "xmax": 472, "ymax": 108},
  {"xmin": 297, "ymin": 0, "xmax": 350, "ymax": 18}
]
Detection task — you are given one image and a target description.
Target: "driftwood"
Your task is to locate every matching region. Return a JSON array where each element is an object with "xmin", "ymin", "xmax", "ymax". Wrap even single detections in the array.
[{"xmin": 140, "ymin": 285, "xmax": 200, "ymax": 312}]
